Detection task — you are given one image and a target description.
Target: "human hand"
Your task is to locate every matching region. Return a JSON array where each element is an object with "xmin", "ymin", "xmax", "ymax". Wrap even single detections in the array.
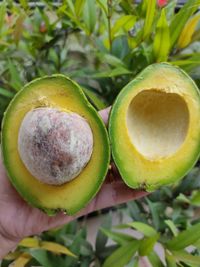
[{"xmin": 0, "ymin": 107, "xmax": 147, "ymax": 258}]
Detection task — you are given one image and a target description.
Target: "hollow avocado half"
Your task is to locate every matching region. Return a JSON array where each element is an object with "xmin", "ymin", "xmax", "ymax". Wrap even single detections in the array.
[
  {"xmin": 1, "ymin": 75, "xmax": 110, "ymax": 215},
  {"xmin": 109, "ymin": 63, "xmax": 200, "ymax": 191}
]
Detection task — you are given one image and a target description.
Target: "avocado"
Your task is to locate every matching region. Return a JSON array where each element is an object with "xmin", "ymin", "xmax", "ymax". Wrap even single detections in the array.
[
  {"xmin": 109, "ymin": 63, "xmax": 200, "ymax": 191},
  {"xmin": 1, "ymin": 75, "xmax": 110, "ymax": 215}
]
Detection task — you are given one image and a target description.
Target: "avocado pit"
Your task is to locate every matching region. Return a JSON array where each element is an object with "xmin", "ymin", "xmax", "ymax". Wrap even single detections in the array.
[
  {"xmin": 126, "ymin": 90, "xmax": 189, "ymax": 160},
  {"xmin": 18, "ymin": 107, "xmax": 93, "ymax": 185}
]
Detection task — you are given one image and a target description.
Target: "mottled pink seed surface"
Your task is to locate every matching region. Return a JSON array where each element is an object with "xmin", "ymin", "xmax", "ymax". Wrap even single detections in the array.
[{"xmin": 18, "ymin": 108, "xmax": 93, "ymax": 185}]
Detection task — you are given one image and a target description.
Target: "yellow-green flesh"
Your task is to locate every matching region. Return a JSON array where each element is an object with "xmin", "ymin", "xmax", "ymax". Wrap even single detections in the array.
[
  {"xmin": 2, "ymin": 75, "xmax": 110, "ymax": 215},
  {"xmin": 109, "ymin": 63, "xmax": 200, "ymax": 191}
]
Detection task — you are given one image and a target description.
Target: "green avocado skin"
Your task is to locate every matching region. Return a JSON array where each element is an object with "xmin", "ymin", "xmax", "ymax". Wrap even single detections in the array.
[
  {"xmin": 1, "ymin": 74, "xmax": 110, "ymax": 216},
  {"xmin": 109, "ymin": 63, "xmax": 200, "ymax": 192}
]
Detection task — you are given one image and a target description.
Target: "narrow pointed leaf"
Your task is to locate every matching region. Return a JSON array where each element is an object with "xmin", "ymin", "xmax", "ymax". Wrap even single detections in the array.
[
  {"xmin": 128, "ymin": 221, "xmax": 157, "ymax": 237},
  {"xmin": 103, "ymin": 240, "xmax": 139, "ymax": 267},
  {"xmin": 169, "ymin": 0, "xmax": 200, "ymax": 48},
  {"xmin": 166, "ymin": 222, "xmax": 200, "ymax": 250},
  {"xmin": 83, "ymin": 0, "xmax": 96, "ymax": 34},
  {"xmin": 148, "ymin": 251, "xmax": 165, "ymax": 267},
  {"xmin": 82, "ymin": 87, "xmax": 106, "ymax": 110},
  {"xmin": 75, "ymin": 0, "xmax": 85, "ymax": 17},
  {"xmin": 19, "ymin": 237, "xmax": 40, "ymax": 248},
  {"xmin": 100, "ymin": 228, "xmax": 134, "ymax": 245},
  {"xmin": 10, "ymin": 253, "xmax": 32, "ymax": 267},
  {"xmin": 177, "ymin": 13, "xmax": 200, "ymax": 49},
  {"xmin": 153, "ymin": 8, "xmax": 170, "ymax": 62},
  {"xmin": 143, "ymin": 0, "xmax": 156, "ymax": 40},
  {"xmin": 165, "ymin": 220, "xmax": 178, "ymax": 236},
  {"xmin": 172, "ymin": 250, "xmax": 200, "ymax": 265},
  {"xmin": 0, "ymin": 1, "xmax": 6, "ymax": 34},
  {"xmin": 14, "ymin": 13, "xmax": 26, "ymax": 45},
  {"xmin": 41, "ymin": 241, "xmax": 77, "ymax": 257},
  {"xmin": 166, "ymin": 253, "xmax": 177, "ymax": 267},
  {"xmin": 139, "ymin": 233, "xmax": 160, "ymax": 256},
  {"xmin": 0, "ymin": 87, "xmax": 14, "ymax": 98},
  {"xmin": 111, "ymin": 15, "xmax": 136, "ymax": 39}
]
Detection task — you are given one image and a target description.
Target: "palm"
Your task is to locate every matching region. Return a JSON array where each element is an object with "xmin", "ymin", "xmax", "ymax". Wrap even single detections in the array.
[{"xmin": 0, "ymin": 108, "xmax": 147, "ymax": 242}]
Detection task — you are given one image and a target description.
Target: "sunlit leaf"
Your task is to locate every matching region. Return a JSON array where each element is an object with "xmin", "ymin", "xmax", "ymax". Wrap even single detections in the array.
[
  {"xmin": 153, "ymin": 8, "xmax": 170, "ymax": 62},
  {"xmin": 172, "ymin": 250, "xmax": 200, "ymax": 265},
  {"xmin": 4, "ymin": 251, "xmax": 21, "ymax": 260},
  {"xmin": 10, "ymin": 253, "xmax": 32, "ymax": 267},
  {"xmin": 92, "ymin": 67, "xmax": 131, "ymax": 78},
  {"xmin": 100, "ymin": 228, "xmax": 134, "ymax": 245},
  {"xmin": 177, "ymin": 13, "xmax": 200, "ymax": 49},
  {"xmin": 128, "ymin": 221, "xmax": 157, "ymax": 237},
  {"xmin": 96, "ymin": 0, "xmax": 108, "ymax": 15},
  {"xmin": 111, "ymin": 15, "xmax": 136, "ymax": 39},
  {"xmin": 139, "ymin": 233, "xmax": 159, "ymax": 256},
  {"xmin": 103, "ymin": 240, "xmax": 139, "ymax": 267},
  {"xmin": 19, "ymin": 238, "xmax": 76, "ymax": 258},
  {"xmin": 75, "ymin": 0, "xmax": 85, "ymax": 17},
  {"xmin": 165, "ymin": 220, "xmax": 178, "ymax": 236},
  {"xmin": 14, "ymin": 13, "xmax": 26, "ymax": 45},
  {"xmin": 102, "ymin": 54, "xmax": 126, "ymax": 67},
  {"xmin": 19, "ymin": 0, "xmax": 29, "ymax": 10},
  {"xmin": 169, "ymin": 0, "xmax": 200, "ymax": 49},
  {"xmin": 166, "ymin": 222, "xmax": 200, "ymax": 250},
  {"xmin": 83, "ymin": 0, "xmax": 96, "ymax": 34},
  {"xmin": 0, "ymin": 1, "xmax": 6, "ymax": 34},
  {"xmin": 41, "ymin": 241, "xmax": 77, "ymax": 257},
  {"xmin": 143, "ymin": 0, "xmax": 156, "ymax": 40}
]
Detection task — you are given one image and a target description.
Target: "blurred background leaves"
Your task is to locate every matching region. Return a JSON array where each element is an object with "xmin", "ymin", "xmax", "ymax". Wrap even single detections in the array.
[{"xmin": 0, "ymin": 0, "xmax": 200, "ymax": 266}]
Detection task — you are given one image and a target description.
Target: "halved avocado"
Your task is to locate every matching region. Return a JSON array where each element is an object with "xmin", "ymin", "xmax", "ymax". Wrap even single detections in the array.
[
  {"xmin": 109, "ymin": 63, "xmax": 200, "ymax": 191},
  {"xmin": 1, "ymin": 75, "xmax": 110, "ymax": 215}
]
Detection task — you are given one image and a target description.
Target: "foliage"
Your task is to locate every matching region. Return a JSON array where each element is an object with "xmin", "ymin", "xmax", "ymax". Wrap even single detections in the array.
[
  {"xmin": 0, "ymin": 0, "xmax": 200, "ymax": 266},
  {"xmin": 0, "ymin": 0, "xmax": 199, "ymax": 124}
]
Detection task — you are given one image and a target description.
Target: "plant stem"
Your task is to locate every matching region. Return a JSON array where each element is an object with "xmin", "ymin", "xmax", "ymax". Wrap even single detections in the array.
[{"xmin": 107, "ymin": 0, "xmax": 112, "ymax": 52}]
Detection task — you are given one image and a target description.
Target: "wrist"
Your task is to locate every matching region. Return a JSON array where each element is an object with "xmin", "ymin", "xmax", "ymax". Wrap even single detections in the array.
[{"xmin": 0, "ymin": 234, "xmax": 20, "ymax": 259}]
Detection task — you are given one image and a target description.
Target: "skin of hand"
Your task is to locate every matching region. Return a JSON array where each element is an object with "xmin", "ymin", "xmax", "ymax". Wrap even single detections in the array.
[{"xmin": 0, "ymin": 107, "xmax": 147, "ymax": 259}]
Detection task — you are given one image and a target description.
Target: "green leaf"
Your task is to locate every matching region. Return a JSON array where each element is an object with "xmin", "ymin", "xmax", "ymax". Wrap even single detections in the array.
[
  {"xmin": 153, "ymin": 8, "xmax": 170, "ymax": 62},
  {"xmin": 177, "ymin": 13, "xmax": 200, "ymax": 49},
  {"xmin": 8, "ymin": 59, "xmax": 23, "ymax": 91},
  {"xmin": 172, "ymin": 250, "xmax": 200, "ymax": 266},
  {"xmin": 167, "ymin": 222, "xmax": 200, "ymax": 250},
  {"xmin": 19, "ymin": 0, "xmax": 29, "ymax": 10},
  {"xmin": 30, "ymin": 249, "xmax": 65, "ymax": 267},
  {"xmin": 75, "ymin": 0, "xmax": 85, "ymax": 17},
  {"xmin": 148, "ymin": 251, "xmax": 165, "ymax": 267},
  {"xmin": 111, "ymin": 15, "xmax": 136, "ymax": 39},
  {"xmin": 102, "ymin": 240, "xmax": 139, "ymax": 267},
  {"xmin": 166, "ymin": 252, "xmax": 177, "ymax": 267},
  {"xmin": 191, "ymin": 191, "xmax": 200, "ymax": 206},
  {"xmin": 14, "ymin": 13, "xmax": 26, "ymax": 45},
  {"xmin": 0, "ymin": 1, "xmax": 6, "ymax": 34},
  {"xmin": 100, "ymin": 228, "xmax": 134, "ymax": 245},
  {"xmin": 143, "ymin": 0, "xmax": 156, "ymax": 40},
  {"xmin": 96, "ymin": 0, "xmax": 108, "ymax": 15},
  {"xmin": 83, "ymin": 0, "xmax": 96, "ymax": 34},
  {"xmin": 169, "ymin": 0, "xmax": 200, "ymax": 49},
  {"xmin": 128, "ymin": 221, "xmax": 157, "ymax": 237},
  {"xmin": 82, "ymin": 87, "xmax": 106, "ymax": 110},
  {"xmin": 0, "ymin": 87, "xmax": 14, "ymax": 98},
  {"xmin": 95, "ymin": 214, "xmax": 112, "ymax": 253},
  {"xmin": 146, "ymin": 198, "xmax": 162, "ymax": 231},
  {"xmin": 139, "ymin": 234, "xmax": 159, "ymax": 256},
  {"xmin": 165, "ymin": 220, "xmax": 178, "ymax": 236},
  {"xmin": 92, "ymin": 67, "xmax": 131, "ymax": 78},
  {"xmin": 102, "ymin": 54, "xmax": 126, "ymax": 68}
]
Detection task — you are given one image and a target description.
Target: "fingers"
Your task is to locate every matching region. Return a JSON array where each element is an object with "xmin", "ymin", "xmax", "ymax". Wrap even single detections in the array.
[{"xmin": 98, "ymin": 107, "xmax": 111, "ymax": 126}]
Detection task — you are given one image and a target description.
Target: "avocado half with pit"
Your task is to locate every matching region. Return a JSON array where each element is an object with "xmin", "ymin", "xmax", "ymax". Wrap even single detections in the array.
[
  {"xmin": 1, "ymin": 75, "xmax": 110, "ymax": 215},
  {"xmin": 109, "ymin": 63, "xmax": 200, "ymax": 191}
]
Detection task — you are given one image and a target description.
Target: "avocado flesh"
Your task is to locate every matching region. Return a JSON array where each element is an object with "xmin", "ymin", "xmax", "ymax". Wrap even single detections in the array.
[
  {"xmin": 1, "ymin": 75, "xmax": 110, "ymax": 215},
  {"xmin": 109, "ymin": 63, "xmax": 200, "ymax": 191}
]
